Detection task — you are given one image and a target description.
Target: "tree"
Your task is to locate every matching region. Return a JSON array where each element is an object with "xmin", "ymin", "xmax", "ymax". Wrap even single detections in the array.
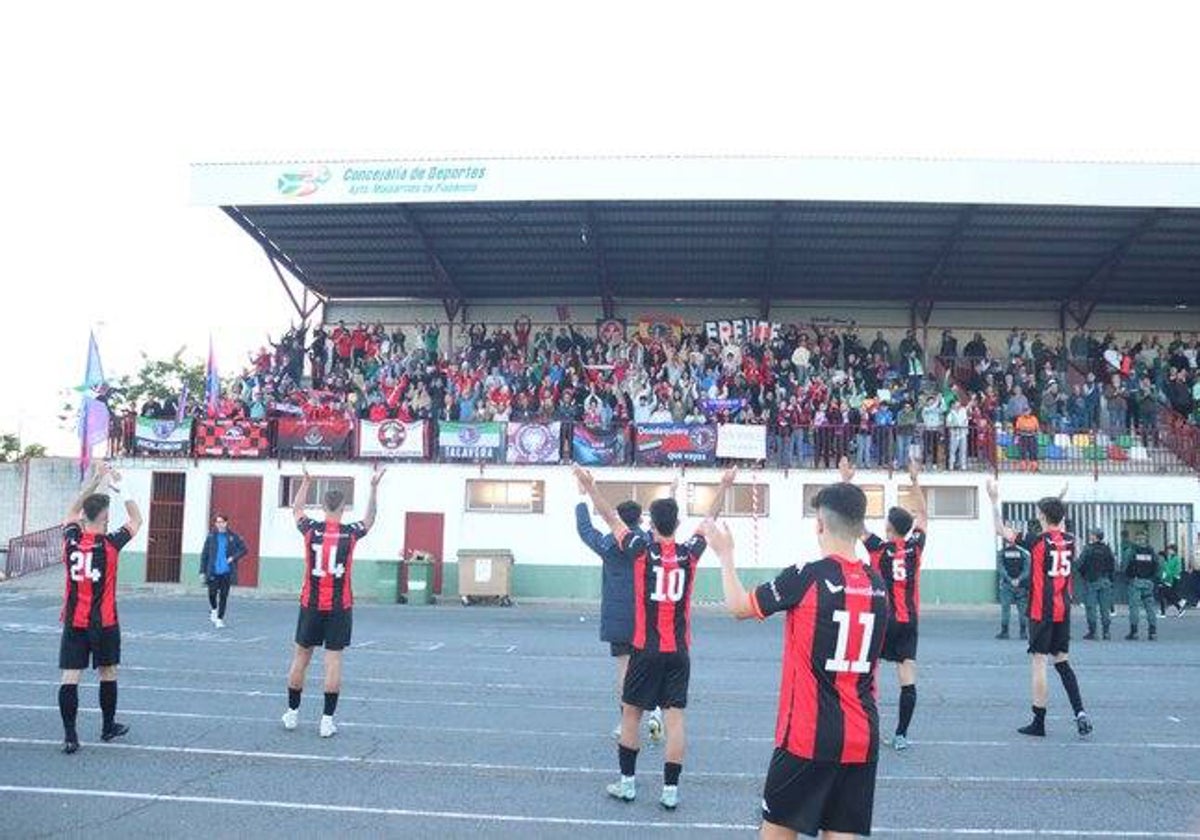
[{"xmin": 0, "ymin": 434, "xmax": 46, "ymax": 462}]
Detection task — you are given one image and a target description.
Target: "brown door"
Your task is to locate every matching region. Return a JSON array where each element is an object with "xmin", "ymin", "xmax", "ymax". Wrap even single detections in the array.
[
  {"xmin": 208, "ymin": 476, "xmax": 263, "ymax": 587},
  {"xmin": 146, "ymin": 472, "xmax": 186, "ymax": 582},
  {"xmin": 404, "ymin": 512, "xmax": 445, "ymax": 594}
]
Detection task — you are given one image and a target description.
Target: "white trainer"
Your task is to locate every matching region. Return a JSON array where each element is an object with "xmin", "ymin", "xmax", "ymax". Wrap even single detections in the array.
[
  {"xmin": 215, "ymin": 618, "xmax": 226, "ymax": 629},
  {"xmin": 281, "ymin": 709, "xmax": 299, "ymax": 730},
  {"xmin": 319, "ymin": 715, "xmax": 338, "ymax": 738},
  {"xmin": 606, "ymin": 776, "xmax": 636, "ymax": 802},
  {"xmin": 209, "ymin": 609, "xmax": 218, "ymax": 625}
]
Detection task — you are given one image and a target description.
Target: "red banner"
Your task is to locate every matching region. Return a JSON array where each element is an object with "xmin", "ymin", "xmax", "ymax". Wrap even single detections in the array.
[
  {"xmin": 276, "ymin": 417, "xmax": 353, "ymax": 458},
  {"xmin": 194, "ymin": 420, "xmax": 269, "ymax": 459}
]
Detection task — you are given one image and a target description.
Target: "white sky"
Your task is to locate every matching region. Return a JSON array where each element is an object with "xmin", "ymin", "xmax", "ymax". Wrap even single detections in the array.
[{"xmin": 3, "ymin": 2, "xmax": 1199, "ymax": 454}]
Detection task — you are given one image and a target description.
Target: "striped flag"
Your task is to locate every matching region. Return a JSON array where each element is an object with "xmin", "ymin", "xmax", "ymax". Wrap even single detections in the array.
[
  {"xmin": 205, "ymin": 337, "xmax": 220, "ymax": 415},
  {"xmin": 78, "ymin": 331, "xmax": 109, "ymax": 478}
]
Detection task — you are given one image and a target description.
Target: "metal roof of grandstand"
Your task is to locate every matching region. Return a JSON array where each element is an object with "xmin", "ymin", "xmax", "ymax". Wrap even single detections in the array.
[{"xmin": 198, "ymin": 157, "xmax": 1200, "ymax": 309}]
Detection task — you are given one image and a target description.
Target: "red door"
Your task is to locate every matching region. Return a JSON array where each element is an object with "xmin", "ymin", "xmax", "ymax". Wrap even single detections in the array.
[
  {"xmin": 403, "ymin": 512, "xmax": 445, "ymax": 594},
  {"xmin": 208, "ymin": 476, "xmax": 263, "ymax": 588}
]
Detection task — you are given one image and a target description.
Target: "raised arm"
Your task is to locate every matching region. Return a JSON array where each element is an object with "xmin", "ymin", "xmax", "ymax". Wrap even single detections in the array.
[
  {"xmin": 702, "ymin": 519, "xmax": 757, "ymax": 620},
  {"xmin": 1058, "ymin": 482, "xmax": 1069, "ymax": 501},
  {"xmin": 64, "ymin": 463, "xmax": 111, "ymax": 524},
  {"xmin": 838, "ymin": 456, "xmax": 871, "ymax": 541},
  {"xmin": 291, "ymin": 465, "xmax": 312, "ymax": 524},
  {"xmin": 908, "ymin": 460, "xmax": 928, "ymax": 532},
  {"xmin": 703, "ymin": 467, "xmax": 738, "ymax": 521},
  {"xmin": 572, "ymin": 464, "xmax": 621, "ymax": 533},
  {"xmin": 123, "ymin": 498, "xmax": 143, "ymax": 539},
  {"xmin": 985, "ymin": 479, "xmax": 1017, "ymax": 542},
  {"xmin": 361, "ymin": 464, "xmax": 385, "ymax": 531}
]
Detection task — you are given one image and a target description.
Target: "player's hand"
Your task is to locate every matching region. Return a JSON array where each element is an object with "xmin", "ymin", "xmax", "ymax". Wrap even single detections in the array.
[
  {"xmin": 720, "ymin": 466, "xmax": 738, "ymax": 486},
  {"xmin": 908, "ymin": 459, "xmax": 921, "ymax": 483},
  {"xmin": 699, "ymin": 519, "xmax": 734, "ymax": 560},
  {"xmin": 1059, "ymin": 482, "xmax": 1069, "ymax": 499},
  {"xmin": 572, "ymin": 464, "xmax": 595, "ymax": 490},
  {"xmin": 838, "ymin": 456, "xmax": 854, "ymax": 483},
  {"xmin": 985, "ymin": 478, "xmax": 999, "ymax": 502},
  {"xmin": 371, "ymin": 464, "xmax": 387, "ymax": 487},
  {"xmin": 301, "ymin": 461, "xmax": 311, "ymax": 479}
]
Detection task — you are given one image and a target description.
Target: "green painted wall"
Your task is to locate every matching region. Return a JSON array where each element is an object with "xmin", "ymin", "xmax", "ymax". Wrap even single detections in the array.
[{"xmin": 117, "ymin": 552, "xmax": 997, "ymax": 605}]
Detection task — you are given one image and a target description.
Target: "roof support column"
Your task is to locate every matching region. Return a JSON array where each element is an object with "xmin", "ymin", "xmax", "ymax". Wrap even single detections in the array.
[
  {"xmin": 1061, "ymin": 208, "xmax": 1166, "ymax": 329},
  {"xmin": 584, "ymin": 207, "xmax": 616, "ymax": 319}
]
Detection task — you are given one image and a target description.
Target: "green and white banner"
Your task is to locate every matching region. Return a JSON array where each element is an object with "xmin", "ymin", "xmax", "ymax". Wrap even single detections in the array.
[
  {"xmin": 437, "ymin": 422, "xmax": 504, "ymax": 462},
  {"xmin": 133, "ymin": 417, "xmax": 192, "ymax": 456}
]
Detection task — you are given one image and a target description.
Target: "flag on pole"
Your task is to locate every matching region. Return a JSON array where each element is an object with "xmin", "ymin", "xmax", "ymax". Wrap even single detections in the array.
[
  {"xmin": 78, "ymin": 331, "xmax": 110, "ymax": 478},
  {"xmin": 205, "ymin": 337, "xmax": 220, "ymax": 416},
  {"xmin": 176, "ymin": 379, "xmax": 189, "ymax": 423}
]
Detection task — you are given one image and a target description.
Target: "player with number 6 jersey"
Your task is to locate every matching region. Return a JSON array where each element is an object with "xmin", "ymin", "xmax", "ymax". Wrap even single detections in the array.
[
  {"xmin": 281, "ymin": 465, "xmax": 384, "ymax": 739},
  {"xmin": 712, "ymin": 479, "xmax": 888, "ymax": 839},
  {"xmin": 987, "ymin": 479, "xmax": 1092, "ymax": 740}
]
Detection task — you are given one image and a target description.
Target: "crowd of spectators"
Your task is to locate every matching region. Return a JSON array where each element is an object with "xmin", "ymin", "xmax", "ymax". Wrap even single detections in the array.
[{"xmin": 136, "ymin": 318, "xmax": 1200, "ymax": 470}]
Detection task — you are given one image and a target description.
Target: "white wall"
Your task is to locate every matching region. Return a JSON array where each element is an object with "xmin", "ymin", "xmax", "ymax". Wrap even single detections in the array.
[
  {"xmin": 0, "ymin": 458, "xmax": 86, "ymax": 544},
  {"xmin": 109, "ymin": 458, "xmax": 1200, "ymax": 575}
]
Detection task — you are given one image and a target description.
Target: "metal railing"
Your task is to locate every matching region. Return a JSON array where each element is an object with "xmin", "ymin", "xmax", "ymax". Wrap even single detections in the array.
[{"xmin": 5, "ymin": 525, "xmax": 63, "ymax": 579}]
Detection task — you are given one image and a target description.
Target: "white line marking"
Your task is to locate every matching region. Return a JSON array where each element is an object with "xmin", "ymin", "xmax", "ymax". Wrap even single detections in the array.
[
  {"xmin": 0, "ymin": 679, "xmax": 611, "ymax": 713},
  {"xmin": 1169, "ymin": 716, "xmax": 1183, "ymax": 723},
  {"xmin": 0, "ymin": 657, "xmax": 515, "ymax": 677},
  {"xmin": 1, "ymin": 738, "xmax": 1196, "ymax": 788},
  {"xmin": 0, "ymin": 785, "xmax": 754, "ymax": 831},
  {"xmin": 0, "ymin": 785, "xmax": 1195, "ymax": 837}
]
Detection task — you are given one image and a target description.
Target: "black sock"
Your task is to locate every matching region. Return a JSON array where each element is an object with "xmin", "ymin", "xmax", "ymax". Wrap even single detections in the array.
[
  {"xmin": 618, "ymin": 744, "xmax": 639, "ymax": 777},
  {"xmin": 288, "ymin": 688, "xmax": 302, "ymax": 711},
  {"xmin": 323, "ymin": 692, "xmax": 339, "ymax": 716},
  {"xmin": 1032, "ymin": 704, "xmax": 1047, "ymax": 722},
  {"xmin": 1054, "ymin": 661, "xmax": 1085, "ymax": 715},
  {"xmin": 896, "ymin": 684, "xmax": 916, "ymax": 737},
  {"xmin": 664, "ymin": 762, "xmax": 682, "ymax": 787},
  {"xmin": 58, "ymin": 684, "xmax": 79, "ymax": 740},
  {"xmin": 99, "ymin": 680, "xmax": 117, "ymax": 729}
]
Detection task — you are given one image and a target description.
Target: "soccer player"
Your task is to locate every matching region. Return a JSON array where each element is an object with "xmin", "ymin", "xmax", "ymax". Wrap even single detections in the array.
[
  {"xmin": 840, "ymin": 457, "xmax": 925, "ymax": 752},
  {"xmin": 574, "ymin": 492, "xmax": 664, "ymax": 744},
  {"xmin": 709, "ymin": 481, "xmax": 888, "ymax": 839},
  {"xmin": 574, "ymin": 464, "xmax": 734, "ymax": 810},
  {"xmin": 282, "ymin": 464, "xmax": 384, "ymax": 737},
  {"xmin": 986, "ymin": 479, "xmax": 1092, "ymax": 738},
  {"xmin": 198, "ymin": 513, "xmax": 247, "ymax": 628},
  {"xmin": 58, "ymin": 463, "xmax": 143, "ymax": 754}
]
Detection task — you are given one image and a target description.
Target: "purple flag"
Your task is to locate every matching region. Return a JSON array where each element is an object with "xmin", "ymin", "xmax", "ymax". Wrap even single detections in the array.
[{"xmin": 78, "ymin": 331, "xmax": 110, "ymax": 477}]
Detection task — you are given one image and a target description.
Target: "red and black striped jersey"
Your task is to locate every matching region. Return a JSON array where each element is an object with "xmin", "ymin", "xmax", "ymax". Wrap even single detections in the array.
[
  {"xmin": 618, "ymin": 528, "xmax": 706, "ymax": 654},
  {"xmin": 1021, "ymin": 529, "xmax": 1076, "ymax": 623},
  {"xmin": 297, "ymin": 517, "xmax": 369, "ymax": 612},
  {"xmin": 750, "ymin": 556, "xmax": 889, "ymax": 764},
  {"xmin": 61, "ymin": 522, "xmax": 132, "ymax": 630},
  {"xmin": 864, "ymin": 528, "xmax": 925, "ymax": 624}
]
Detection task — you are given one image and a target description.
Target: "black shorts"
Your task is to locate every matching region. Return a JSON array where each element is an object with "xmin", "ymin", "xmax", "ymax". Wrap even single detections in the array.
[
  {"xmin": 1027, "ymin": 618, "xmax": 1069, "ymax": 655},
  {"xmin": 295, "ymin": 608, "xmax": 353, "ymax": 651},
  {"xmin": 610, "ymin": 641, "xmax": 633, "ymax": 657},
  {"xmin": 622, "ymin": 649, "xmax": 689, "ymax": 710},
  {"xmin": 881, "ymin": 620, "xmax": 918, "ymax": 663},
  {"xmin": 762, "ymin": 748, "xmax": 877, "ymax": 837},
  {"xmin": 59, "ymin": 625, "xmax": 121, "ymax": 670}
]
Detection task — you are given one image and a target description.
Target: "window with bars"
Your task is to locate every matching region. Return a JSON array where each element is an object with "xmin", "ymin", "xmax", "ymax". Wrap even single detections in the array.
[
  {"xmin": 465, "ymin": 479, "xmax": 545, "ymax": 514},
  {"xmin": 687, "ymin": 483, "xmax": 769, "ymax": 517},
  {"xmin": 803, "ymin": 484, "xmax": 886, "ymax": 519},
  {"xmin": 898, "ymin": 485, "xmax": 978, "ymax": 519},
  {"xmin": 279, "ymin": 476, "xmax": 355, "ymax": 509}
]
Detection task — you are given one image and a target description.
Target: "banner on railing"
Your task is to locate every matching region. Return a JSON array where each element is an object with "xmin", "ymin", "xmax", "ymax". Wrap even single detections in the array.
[
  {"xmin": 572, "ymin": 425, "xmax": 628, "ymax": 466},
  {"xmin": 133, "ymin": 417, "xmax": 193, "ymax": 456},
  {"xmin": 438, "ymin": 422, "xmax": 505, "ymax": 462},
  {"xmin": 506, "ymin": 422, "xmax": 562, "ymax": 464},
  {"xmin": 635, "ymin": 423, "xmax": 717, "ymax": 466},
  {"xmin": 358, "ymin": 419, "xmax": 427, "ymax": 459},
  {"xmin": 704, "ymin": 317, "xmax": 779, "ymax": 345},
  {"xmin": 717, "ymin": 423, "xmax": 767, "ymax": 460},
  {"xmin": 276, "ymin": 417, "xmax": 353, "ymax": 457},
  {"xmin": 194, "ymin": 420, "xmax": 269, "ymax": 458}
]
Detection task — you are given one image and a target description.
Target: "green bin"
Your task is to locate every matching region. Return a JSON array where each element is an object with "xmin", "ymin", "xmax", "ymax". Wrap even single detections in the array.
[{"xmin": 403, "ymin": 555, "xmax": 435, "ymax": 605}]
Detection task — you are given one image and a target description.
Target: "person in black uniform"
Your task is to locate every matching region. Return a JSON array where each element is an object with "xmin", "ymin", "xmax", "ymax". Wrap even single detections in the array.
[
  {"xmin": 996, "ymin": 535, "xmax": 1030, "ymax": 640},
  {"xmin": 1076, "ymin": 528, "xmax": 1115, "ymax": 640}
]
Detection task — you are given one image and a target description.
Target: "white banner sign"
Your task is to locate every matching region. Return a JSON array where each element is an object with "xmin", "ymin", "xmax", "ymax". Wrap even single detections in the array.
[
  {"xmin": 357, "ymin": 420, "xmax": 427, "ymax": 459},
  {"xmin": 716, "ymin": 424, "xmax": 767, "ymax": 460}
]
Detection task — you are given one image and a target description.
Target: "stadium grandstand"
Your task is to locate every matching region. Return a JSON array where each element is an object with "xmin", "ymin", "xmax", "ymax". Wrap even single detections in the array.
[{"xmin": 16, "ymin": 156, "xmax": 1200, "ymax": 605}]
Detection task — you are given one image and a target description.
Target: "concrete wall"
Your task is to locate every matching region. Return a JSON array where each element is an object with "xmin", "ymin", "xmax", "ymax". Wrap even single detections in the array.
[
  {"xmin": 107, "ymin": 456, "xmax": 1200, "ymax": 605},
  {"xmin": 0, "ymin": 458, "xmax": 83, "ymax": 545}
]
